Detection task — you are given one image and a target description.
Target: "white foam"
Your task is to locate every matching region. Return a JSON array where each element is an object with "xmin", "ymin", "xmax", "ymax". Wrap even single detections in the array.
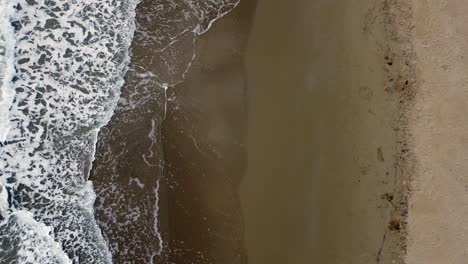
[
  {"xmin": 0, "ymin": 0, "xmax": 16, "ymax": 142},
  {"xmin": 0, "ymin": 182, "xmax": 8, "ymax": 212},
  {"xmin": 0, "ymin": 0, "xmax": 140, "ymax": 262},
  {"xmin": 142, "ymin": 119, "xmax": 159, "ymax": 166},
  {"xmin": 191, "ymin": 0, "xmax": 241, "ymax": 35},
  {"xmin": 153, "ymin": 180, "xmax": 163, "ymax": 256},
  {"xmin": 0, "ymin": 211, "xmax": 71, "ymax": 264}
]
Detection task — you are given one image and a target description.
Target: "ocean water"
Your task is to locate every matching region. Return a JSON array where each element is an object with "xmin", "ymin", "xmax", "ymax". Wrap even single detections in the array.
[
  {"xmin": 0, "ymin": 0, "xmax": 239, "ymax": 263},
  {"xmin": 0, "ymin": 0, "xmax": 138, "ymax": 262}
]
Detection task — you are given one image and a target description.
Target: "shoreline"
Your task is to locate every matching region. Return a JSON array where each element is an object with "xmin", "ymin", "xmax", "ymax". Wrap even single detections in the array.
[{"xmin": 87, "ymin": 0, "xmax": 468, "ymax": 263}]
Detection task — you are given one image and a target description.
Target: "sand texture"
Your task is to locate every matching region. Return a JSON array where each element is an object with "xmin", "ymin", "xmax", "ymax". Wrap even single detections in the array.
[{"xmin": 407, "ymin": 1, "xmax": 468, "ymax": 263}]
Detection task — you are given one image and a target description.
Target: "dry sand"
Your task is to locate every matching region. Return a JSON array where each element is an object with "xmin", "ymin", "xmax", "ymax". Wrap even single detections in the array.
[{"xmin": 406, "ymin": 1, "xmax": 468, "ymax": 263}]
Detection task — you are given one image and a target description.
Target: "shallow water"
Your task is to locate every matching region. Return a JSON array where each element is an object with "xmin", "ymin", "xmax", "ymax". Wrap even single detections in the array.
[{"xmin": 89, "ymin": 0, "xmax": 243, "ymax": 263}]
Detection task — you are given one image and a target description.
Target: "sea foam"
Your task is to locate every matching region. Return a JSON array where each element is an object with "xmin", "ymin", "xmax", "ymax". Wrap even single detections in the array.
[
  {"xmin": 0, "ymin": 0, "xmax": 15, "ymax": 142},
  {"xmin": 0, "ymin": 0, "xmax": 139, "ymax": 263},
  {"xmin": 0, "ymin": 211, "xmax": 72, "ymax": 264}
]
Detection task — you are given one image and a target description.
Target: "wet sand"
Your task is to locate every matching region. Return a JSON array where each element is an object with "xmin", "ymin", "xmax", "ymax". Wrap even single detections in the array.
[{"xmin": 241, "ymin": 0, "xmax": 409, "ymax": 263}]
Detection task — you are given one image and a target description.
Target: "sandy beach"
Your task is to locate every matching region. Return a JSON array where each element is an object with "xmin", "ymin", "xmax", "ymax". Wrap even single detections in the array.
[
  {"xmin": 88, "ymin": 0, "xmax": 468, "ymax": 263},
  {"xmin": 406, "ymin": 1, "xmax": 468, "ymax": 263},
  {"xmin": 241, "ymin": 1, "xmax": 468, "ymax": 263}
]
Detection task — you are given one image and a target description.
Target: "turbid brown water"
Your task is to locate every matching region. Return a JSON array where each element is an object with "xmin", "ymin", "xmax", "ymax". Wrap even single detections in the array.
[{"xmin": 161, "ymin": 1, "xmax": 256, "ymax": 263}]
